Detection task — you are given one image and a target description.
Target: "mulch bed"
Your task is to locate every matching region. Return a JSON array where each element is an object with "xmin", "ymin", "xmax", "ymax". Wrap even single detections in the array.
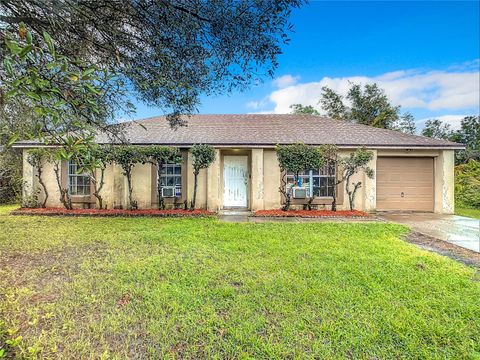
[
  {"xmin": 11, "ymin": 207, "xmax": 215, "ymax": 218},
  {"xmin": 252, "ymin": 210, "xmax": 369, "ymax": 218}
]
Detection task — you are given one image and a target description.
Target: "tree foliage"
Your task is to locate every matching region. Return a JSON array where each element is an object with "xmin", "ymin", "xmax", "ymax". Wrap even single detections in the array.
[
  {"xmin": 1, "ymin": 25, "xmax": 131, "ymax": 147},
  {"xmin": 455, "ymin": 160, "xmax": 480, "ymax": 209},
  {"xmin": 289, "ymin": 104, "xmax": 320, "ymax": 115},
  {"xmin": 421, "ymin": 119, "xmax": 452, "ymax": 140},
  {"xmin": 319, "ymin": 83, "xmax": 415, "ymax": 132},
  {"xmin": 190, "ymin": 144, "xmax": 215, "ymax": 210},
  {"xmin": 1, "ymin": 1, "xmax": 303, "ymax": 127},
  {"xmin": 276, "ymin": 143, "xmax": 325, "ymax": 211},
  {"xmin": 143, "ymin": 146, "xmax": 181, "ymax": 209},
  {"xmin": 391, "ymin": 112, "xmax": 416, "ymax": 135},
  {"xmin": 319, "ymin": 87, "xmax": 346, "ymax": 121},
  {"xmin": 421, "ymin": 116, "xmax": 479, "ymax": 164}
]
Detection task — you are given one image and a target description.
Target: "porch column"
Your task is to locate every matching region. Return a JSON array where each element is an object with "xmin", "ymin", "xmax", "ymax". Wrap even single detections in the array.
[
  {"xmin": 251, "ymin": 148, "xmax": 265, "ymax": 211},
  {"xmin": 206, "ymin": 149, "xmax": 221, "ymax": 211}
]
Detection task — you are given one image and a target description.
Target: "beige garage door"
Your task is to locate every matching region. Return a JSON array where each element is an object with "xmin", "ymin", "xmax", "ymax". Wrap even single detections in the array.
[{"xmin": 377, "ymin": 157, "xmax": 434, "ymax": 211}]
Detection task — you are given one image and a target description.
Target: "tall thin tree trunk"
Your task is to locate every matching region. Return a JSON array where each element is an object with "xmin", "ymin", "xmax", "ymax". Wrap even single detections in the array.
[
  {"xmin": 190, "ymin": 170, "xmax": 199, "ymax": 210},
  {"xmin": 37, "ymin": 167, "xmax": 48, "ymax": 208},
  {"xmin": 126, "ymin": 172, "xmax": 135, "ymax": 209},
  {"xmin": 157, "ymin": 164, "xmax": 164, "ymax": 210},
  {"xmin": 92, "ymin": 167, "xmax": 105, "ymax": 209},
  {"xmin": 53, "ymin": 162, "xmax": 72, "ymax": 210}
]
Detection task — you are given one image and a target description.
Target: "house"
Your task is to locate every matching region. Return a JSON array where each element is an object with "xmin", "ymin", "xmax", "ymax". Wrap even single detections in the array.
[{"xmin": 14, "ymin": 114, "xmax": 464, "ymax": 213}]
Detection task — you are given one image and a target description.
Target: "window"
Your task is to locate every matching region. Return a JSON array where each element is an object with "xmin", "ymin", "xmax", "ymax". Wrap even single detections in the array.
[
  {"xmin": 68, "ymin": 161, "xmax": 91, "ymax": 195},
  {"xmin": 286, "ymin": 163, "xmax": 336, "ymax": 197},
  {"xmin": 159, "ymin": 163, "xmax": 182, "ymax": 197}
]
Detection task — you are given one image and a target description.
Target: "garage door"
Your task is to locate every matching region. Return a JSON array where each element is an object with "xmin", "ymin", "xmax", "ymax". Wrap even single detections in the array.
[{"xmin": 377, "ymin": 157, "xmax": 434, "ymax": 211}]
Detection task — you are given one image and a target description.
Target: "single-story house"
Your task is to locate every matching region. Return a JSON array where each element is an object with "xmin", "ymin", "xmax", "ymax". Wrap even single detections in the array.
[{"xmin": 14, "ymin": 114, "xmax": 464, "ymax": 213}]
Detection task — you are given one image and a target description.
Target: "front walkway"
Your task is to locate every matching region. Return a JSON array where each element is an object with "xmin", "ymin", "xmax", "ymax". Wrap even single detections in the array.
[{"xmin": 379, "ymin": 213, "xmax": 480, "ymax": 253}]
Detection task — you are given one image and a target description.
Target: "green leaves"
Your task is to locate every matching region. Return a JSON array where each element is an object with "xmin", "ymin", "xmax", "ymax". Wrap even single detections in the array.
[
  {"xmin": 43, "ymin": 31, "xmax": 55, "ymax": 58},
  {"xmin": 191, "ymin": 144, "xmax": 215, "ymax": 172},
  {"xmin": 2, "ymin": 24, "xmax": 130, "ymax": 150},
  {"xmin": 276, "ymin": 143, "xmax": 325, "ymax": 176}
]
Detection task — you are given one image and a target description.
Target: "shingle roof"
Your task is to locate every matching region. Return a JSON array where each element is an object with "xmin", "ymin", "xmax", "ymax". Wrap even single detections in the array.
[{"xmin": 15, "ymin": 114, "xmax": 464, "ymax": 149}]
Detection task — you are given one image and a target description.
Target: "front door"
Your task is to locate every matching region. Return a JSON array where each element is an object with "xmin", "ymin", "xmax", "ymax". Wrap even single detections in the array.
[{"xmin": 223, "ymin": 156, "xmax": 248, "ymax": 207}]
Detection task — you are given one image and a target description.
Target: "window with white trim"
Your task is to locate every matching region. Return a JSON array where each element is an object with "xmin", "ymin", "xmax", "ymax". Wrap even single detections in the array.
[
  {"xmin": 68, "ymin": 161, "xmax": 91, "ymax": 195},
  {"xmin": 286, "ymin": 163, "xmax": 336, "ymax": 197},
  {"xmin": 159, "ymin": 163, "xmax": 182, "ymax": 197}
]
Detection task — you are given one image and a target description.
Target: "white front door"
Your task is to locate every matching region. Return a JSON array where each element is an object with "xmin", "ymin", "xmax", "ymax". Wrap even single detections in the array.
[{"xmin": 223, "ymin": 156, "xmax": 248, "ymax": 207}]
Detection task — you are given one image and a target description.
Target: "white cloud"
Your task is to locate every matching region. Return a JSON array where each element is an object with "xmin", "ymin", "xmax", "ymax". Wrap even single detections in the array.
[
  {"xmin": 254, "ymin": 62, "xmax": 480, "ymax": 121},
  {"xmin": 272, "ymin": 74, "xmax": 300, "ymax": 89}
]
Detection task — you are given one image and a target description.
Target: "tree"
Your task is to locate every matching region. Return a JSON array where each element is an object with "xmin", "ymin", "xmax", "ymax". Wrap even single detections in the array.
[
  {"xmin": 450, "ymin": 116, "xmax": 479, "ymax": 164},
  {"xmin": 1, "ymin": 25, "xmax": 131, "ymax": 147},
  {"xmin": 391, "ymin": 112, "xmax": 417, "ymax": 135},
  {"xmin": 454, "ymin": 160, "xmax": 480, "ymax": 209},
  {"xmin": 75, "ymin": 146, "xmax": 113, "ymax": 209},
  {"xmin": 320, "ymin": 83, "xmax": 403, "ymax": 129},
  {"xmin": 110, "ymin": 146, "xmax": 146, "ymax": 210},
  {"xmin": 190, "ymin": 144, "xmax": 215, "ymax": 210},
  {"xmin": 319, "ymin": 86, "xmax": 347, "ymax": 120},
  {"xmin": 276, "ymin": 143, "xmax": 325, "ymax": 211},
  {"xmin": 1, "ymin": 1, "xmax": 303, "ymax": 127},
  {"xmin": 421, "ymin": 119, "xmax": 452, "ymax": 140},
  {"xmin": 289, "ymin": 104, "xmax": 320, "ymax": 115},
  {"xmin": 143, "ymin": 146, "xmax": 181, "ymax": 210},
  {"xmin": 26, "ymin": 148, "xmax": 51, "ymax": 207},
  {"xmin": 341, "ymin": 148, "xmax": 374, "ymax": 211}
]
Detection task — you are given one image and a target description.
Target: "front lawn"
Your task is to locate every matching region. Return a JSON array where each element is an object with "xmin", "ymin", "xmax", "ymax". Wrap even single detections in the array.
[
  {"xmin": 456, "ymin": 206, "xmax": 480, "ymax": 219},
  {"xmin": 0, "ymin": 205, "xmax": 479, "ymax": 358}
]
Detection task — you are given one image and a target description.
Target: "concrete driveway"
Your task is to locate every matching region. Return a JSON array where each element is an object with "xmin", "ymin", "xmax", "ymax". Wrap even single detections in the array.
[{"xmin": 379, "ymin": 213, "xmax": 480, "ymax": 253}]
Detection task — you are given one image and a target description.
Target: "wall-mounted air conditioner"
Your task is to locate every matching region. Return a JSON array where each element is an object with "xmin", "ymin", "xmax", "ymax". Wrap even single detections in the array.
[
  {"xmin": 161, "ymin": 187, "xmax": 175, "ymax": 198},
  {"xmin": 292, "ymin": 187, "xmax": 309, "ymax": 199}
]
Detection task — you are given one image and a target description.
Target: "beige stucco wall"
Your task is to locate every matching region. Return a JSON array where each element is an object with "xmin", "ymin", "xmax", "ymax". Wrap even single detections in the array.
[
  {"xmin": 434, "ymin": 150, "xmax": 455, "ymax": 214},
  {"xmin": 263, "ymin": 149, "xmax": 282, "ymax": 210},
  {"xmin": 21, "ymin": 147, "xmax": 455, "ymax": 213}
]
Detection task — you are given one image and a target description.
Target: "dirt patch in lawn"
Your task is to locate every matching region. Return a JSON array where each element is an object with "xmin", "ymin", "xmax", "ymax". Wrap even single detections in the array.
[
  {"xmin": 405, "ymin": 231, "xmax": 480, "ymax": 270},
  {"xmin": 11, "ymin": 207, "xmax": 215, "ymax": 217}
]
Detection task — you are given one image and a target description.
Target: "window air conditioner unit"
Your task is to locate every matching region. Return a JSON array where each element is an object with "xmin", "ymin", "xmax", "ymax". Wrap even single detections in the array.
[
  {"xmin": 161, "ymin": 187, "xmax": 175, "ymax": 198},
  {"xmin": 292, "ymin": 187, "xmax": 309, "ymax": 199}
]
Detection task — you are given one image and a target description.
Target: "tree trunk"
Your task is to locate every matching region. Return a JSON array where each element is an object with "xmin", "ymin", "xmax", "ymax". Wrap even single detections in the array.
[
  {"xmin": 190, "ymin": 170, "xmax": 199, "ymax": 210},
  {"xmin": 53, "ymin": 162, "xmax": 72, "ymax": 210},
  {"xmin": 37, "ymin": 167, "xmax": 48, "ymax": 208},
  {"xmin": 331, "ymin": 184, "xmax": 337, "ymax": 211},
  {"xmin": 157, "ymin": 164, "xmax": 164, "ymax": 210},
  {"xmin": 92, "ymin": 167, "xmax": 105, "ymax": 209},
  {"xmin": 345, "ymin": 174, "xmax": 362, "ymax": 211},
  {"xmin": 126, "ymin": 172, "xmax": 136, "ymax": 210}
]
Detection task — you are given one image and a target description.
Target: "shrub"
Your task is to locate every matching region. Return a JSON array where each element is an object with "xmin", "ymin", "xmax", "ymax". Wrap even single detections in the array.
[{"xmin": 455, "ymin": 160, "xmax": 480, "ymax": 209}]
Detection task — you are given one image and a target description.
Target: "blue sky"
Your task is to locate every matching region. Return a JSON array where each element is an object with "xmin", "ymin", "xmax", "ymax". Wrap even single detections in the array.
[{"xmin": 131, "ymin": 1, "xmax": 480, "ymax": 129}]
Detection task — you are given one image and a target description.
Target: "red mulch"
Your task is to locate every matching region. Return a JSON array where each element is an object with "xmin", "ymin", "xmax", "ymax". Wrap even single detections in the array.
[
  {"xmin": 253, "ymin": 209, "xmax": 369, "ymax": 218},
  {"xmin": 11, "ymin": 207, "xmax": 215, "ymax": 218}
]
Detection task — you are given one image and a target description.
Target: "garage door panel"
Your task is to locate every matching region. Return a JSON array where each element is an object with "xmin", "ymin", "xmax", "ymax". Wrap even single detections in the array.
[{"xmin": 377, "ymin": 157, "xmax": 434, "ymax": 211}]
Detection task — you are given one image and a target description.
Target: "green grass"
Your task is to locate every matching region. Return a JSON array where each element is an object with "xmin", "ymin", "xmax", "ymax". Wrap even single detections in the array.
[
  {"xmin": 456, "ymin": 206, "xmax": 480, "ymax": 219},
  {"xmin": 0, "ymin": 205, "xmax": 479, "ymax": 359}
]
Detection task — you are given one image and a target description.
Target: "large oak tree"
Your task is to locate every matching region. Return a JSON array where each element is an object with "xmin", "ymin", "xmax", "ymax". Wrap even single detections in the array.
[{"xmin": 1, "ymin": 0, "xmax": 303, "ymax": 127}]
